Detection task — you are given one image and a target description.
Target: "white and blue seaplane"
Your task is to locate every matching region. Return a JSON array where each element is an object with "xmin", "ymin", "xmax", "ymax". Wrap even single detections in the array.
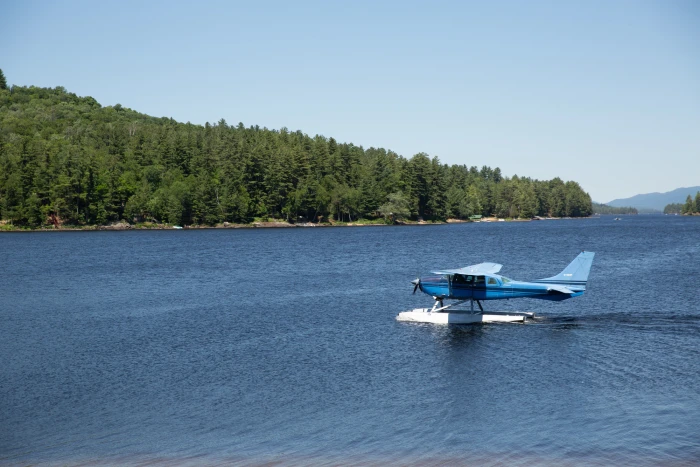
[{"xmin": 397, "ymin": 251, "xmax": 595, "ymax": 324}]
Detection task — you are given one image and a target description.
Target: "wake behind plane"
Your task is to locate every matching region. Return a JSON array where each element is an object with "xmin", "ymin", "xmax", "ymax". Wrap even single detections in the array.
[{"xmin": 397, "ymin": 252, "xmax": 595, "ymax": 324}]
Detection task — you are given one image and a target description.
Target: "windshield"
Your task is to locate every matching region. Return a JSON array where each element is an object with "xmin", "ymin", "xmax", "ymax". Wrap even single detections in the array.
[{"xmin": 501, "ymin": 276, "xmax": 512, "ymax": 283}]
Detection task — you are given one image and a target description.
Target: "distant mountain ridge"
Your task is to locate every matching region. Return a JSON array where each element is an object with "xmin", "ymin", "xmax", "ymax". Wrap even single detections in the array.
[{"xmin": 607, "ymin": 186, "xmax": 700, "ymax": 211}]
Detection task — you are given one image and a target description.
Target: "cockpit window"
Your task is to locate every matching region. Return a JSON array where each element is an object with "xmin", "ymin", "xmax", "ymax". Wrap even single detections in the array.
[
  {"xmin": 501, "ymin": 277, "xmax": 512, "ymax": 283},
  {"xmin": 488, "ymin": 277, "xmax": 497, "ymax": 285}
]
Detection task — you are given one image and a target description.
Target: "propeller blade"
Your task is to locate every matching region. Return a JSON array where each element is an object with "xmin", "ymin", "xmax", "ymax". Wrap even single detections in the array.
[{"xmin": 412, "ymin": 278, "xmax": 420, "ymax": 294}]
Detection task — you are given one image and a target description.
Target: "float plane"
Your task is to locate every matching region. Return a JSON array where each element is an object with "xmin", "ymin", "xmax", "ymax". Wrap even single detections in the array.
[{"xmin": 397, "ymin": 251, "xmax": 595, "ymax": 324}]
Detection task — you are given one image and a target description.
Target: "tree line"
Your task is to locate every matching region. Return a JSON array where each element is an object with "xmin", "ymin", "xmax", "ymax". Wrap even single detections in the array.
[
  {"xmin": 591, "ymin": 202, "xmax": 637, "ymax": 215},
  {"xmin": 664, "ymin": 193, "xmax": 700, "ymax": 215},
  {"xmin": 0, "ymin": 80, "xmax": 593, "ymax": 228}
]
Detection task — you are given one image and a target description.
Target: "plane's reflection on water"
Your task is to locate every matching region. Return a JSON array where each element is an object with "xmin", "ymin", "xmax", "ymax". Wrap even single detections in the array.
[{"xmin": 429, "ymin": 321, "xmax": 488, "ymax": 348}]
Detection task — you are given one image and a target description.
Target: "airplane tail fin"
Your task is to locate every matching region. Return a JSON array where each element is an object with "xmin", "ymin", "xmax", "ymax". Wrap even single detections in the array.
[{"xmin": 535, "ymin": 251, "xmax": 595, "ymax": 289}]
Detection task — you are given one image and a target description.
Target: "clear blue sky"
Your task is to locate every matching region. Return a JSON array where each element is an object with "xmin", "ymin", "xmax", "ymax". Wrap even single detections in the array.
[{"xmin": 2, "ymin": 0, "xmax": 698, "ymax": 202}]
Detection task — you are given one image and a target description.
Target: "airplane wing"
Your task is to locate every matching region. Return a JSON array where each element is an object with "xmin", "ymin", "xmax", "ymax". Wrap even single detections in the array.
[
  {"xmin": 432, "ymin": 262, "xmax": 503, "ymax": 275},
  {"xmin": 546, "ymin": 284, "xmax": 576, "ymax": 294}
]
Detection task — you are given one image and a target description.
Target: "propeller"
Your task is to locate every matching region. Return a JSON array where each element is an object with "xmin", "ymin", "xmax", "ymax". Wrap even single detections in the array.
[{"xmin": 411, "ymin": 278, "xmax": 420, "ymax": 294}]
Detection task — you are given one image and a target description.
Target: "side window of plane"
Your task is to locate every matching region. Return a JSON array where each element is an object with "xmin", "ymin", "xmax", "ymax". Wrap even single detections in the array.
[
  {"xmin": 488, "ymin": 277, "xmax": 498, "ymax": 285},
  {"xmin": 474, "ymin": 276, "xmax": 485, "ymax": 286}
]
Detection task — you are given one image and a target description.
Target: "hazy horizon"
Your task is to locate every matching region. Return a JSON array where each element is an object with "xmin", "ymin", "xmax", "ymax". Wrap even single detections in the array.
[{"xmin": 2, "ymin": 0, "xmax": 698, "ymax": 202}]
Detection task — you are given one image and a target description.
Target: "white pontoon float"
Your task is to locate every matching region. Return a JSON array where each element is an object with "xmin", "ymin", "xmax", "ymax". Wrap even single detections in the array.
[{"xmin": 397, "ymin": 299, "xmax": 534, "ymax": 324}]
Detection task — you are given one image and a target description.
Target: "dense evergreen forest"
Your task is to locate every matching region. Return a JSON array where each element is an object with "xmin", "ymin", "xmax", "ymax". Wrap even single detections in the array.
[
  {"xmin": 591, "ymin": 202, "xmax": 637, "ymax": 215},
  {"xmin": 0, "ymin": 79, "xmax": 593, "ymax": 228},
  {"xmin": 664, "ymin": 203, "xmax": 683, "ymax": 214},
  {"xmin": 665, "ymin": 193, "xmax": 700, "ymax": 215}
]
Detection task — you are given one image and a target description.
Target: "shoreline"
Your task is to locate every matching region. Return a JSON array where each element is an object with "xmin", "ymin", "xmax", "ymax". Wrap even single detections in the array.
[
  {"xmin": 0, "ymin": 216, "xmax": 602, "ymax": 232},
  {"xmin": 0, "ymin": 220, "xmax": 444, "ymax": 232}
]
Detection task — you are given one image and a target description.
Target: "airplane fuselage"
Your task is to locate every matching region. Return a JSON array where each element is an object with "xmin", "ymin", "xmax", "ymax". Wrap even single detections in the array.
[{"xmin": 418, "ymin": 273, "xmax": 585, "ymax": 301}]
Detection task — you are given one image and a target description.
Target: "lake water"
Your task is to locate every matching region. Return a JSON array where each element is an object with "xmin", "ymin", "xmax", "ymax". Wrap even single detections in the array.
[{"xmin": 2, "ymin": 216, "xmax": 699, "ymax": 465}]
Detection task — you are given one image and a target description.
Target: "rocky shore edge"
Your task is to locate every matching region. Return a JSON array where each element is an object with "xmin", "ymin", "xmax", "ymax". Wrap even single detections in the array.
[
  {"xmin": 0, "ymin": 219, "xmax": 447, "ymax": 232},
  {"xmin": 1, "ymin": 216, "xmax": 596, "ymax": 232}
]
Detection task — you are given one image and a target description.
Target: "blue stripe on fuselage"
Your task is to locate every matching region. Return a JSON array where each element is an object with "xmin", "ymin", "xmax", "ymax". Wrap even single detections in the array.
[{"xmin": 418, "ymin": 275, "xmax": 585, "ymax": 301}]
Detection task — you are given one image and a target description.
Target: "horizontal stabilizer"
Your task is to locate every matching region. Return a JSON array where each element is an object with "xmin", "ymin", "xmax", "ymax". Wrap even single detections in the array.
[
  {"xmin": 433, "ymin": 262, "xmax": 503, "ymax": 275},
  {"xmin": 547, "ymin": 285, "xmax": 575, "ymax": 294}
]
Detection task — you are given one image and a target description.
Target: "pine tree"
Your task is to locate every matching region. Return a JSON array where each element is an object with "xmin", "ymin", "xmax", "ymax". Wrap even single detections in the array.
[
  {"xmin": 0, "ymin": 68, "xmax": 7, "ymax": 90},
  {"xmin": 695, "ymin": 191, "xmax": 700, "ymax": 214},
  {"xmin": 683, "ymin": 195, "xmax": 694, "ymax": 215},
  {"xmin": 378, "ymin": 191, "xmax": 410, "ymax": 222}
]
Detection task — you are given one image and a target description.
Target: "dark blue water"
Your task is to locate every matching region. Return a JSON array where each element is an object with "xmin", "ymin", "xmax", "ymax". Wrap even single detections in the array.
[{"xmin": 2, "ymin": 216, "xmax": 700, "ymax": 465}]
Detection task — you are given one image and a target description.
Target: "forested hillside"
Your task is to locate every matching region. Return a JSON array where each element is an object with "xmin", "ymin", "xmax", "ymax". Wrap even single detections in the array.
[
  {"xmin": 607, "ymin": 186, "xmax": 700, "ymax": 212},
  {"xmin": 0, "ymin": 83, "xmax": 593, "ymax": 227},
  {"xmin": 592, "ymin": 202, "xmax": 637, "ymax": 215}
]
